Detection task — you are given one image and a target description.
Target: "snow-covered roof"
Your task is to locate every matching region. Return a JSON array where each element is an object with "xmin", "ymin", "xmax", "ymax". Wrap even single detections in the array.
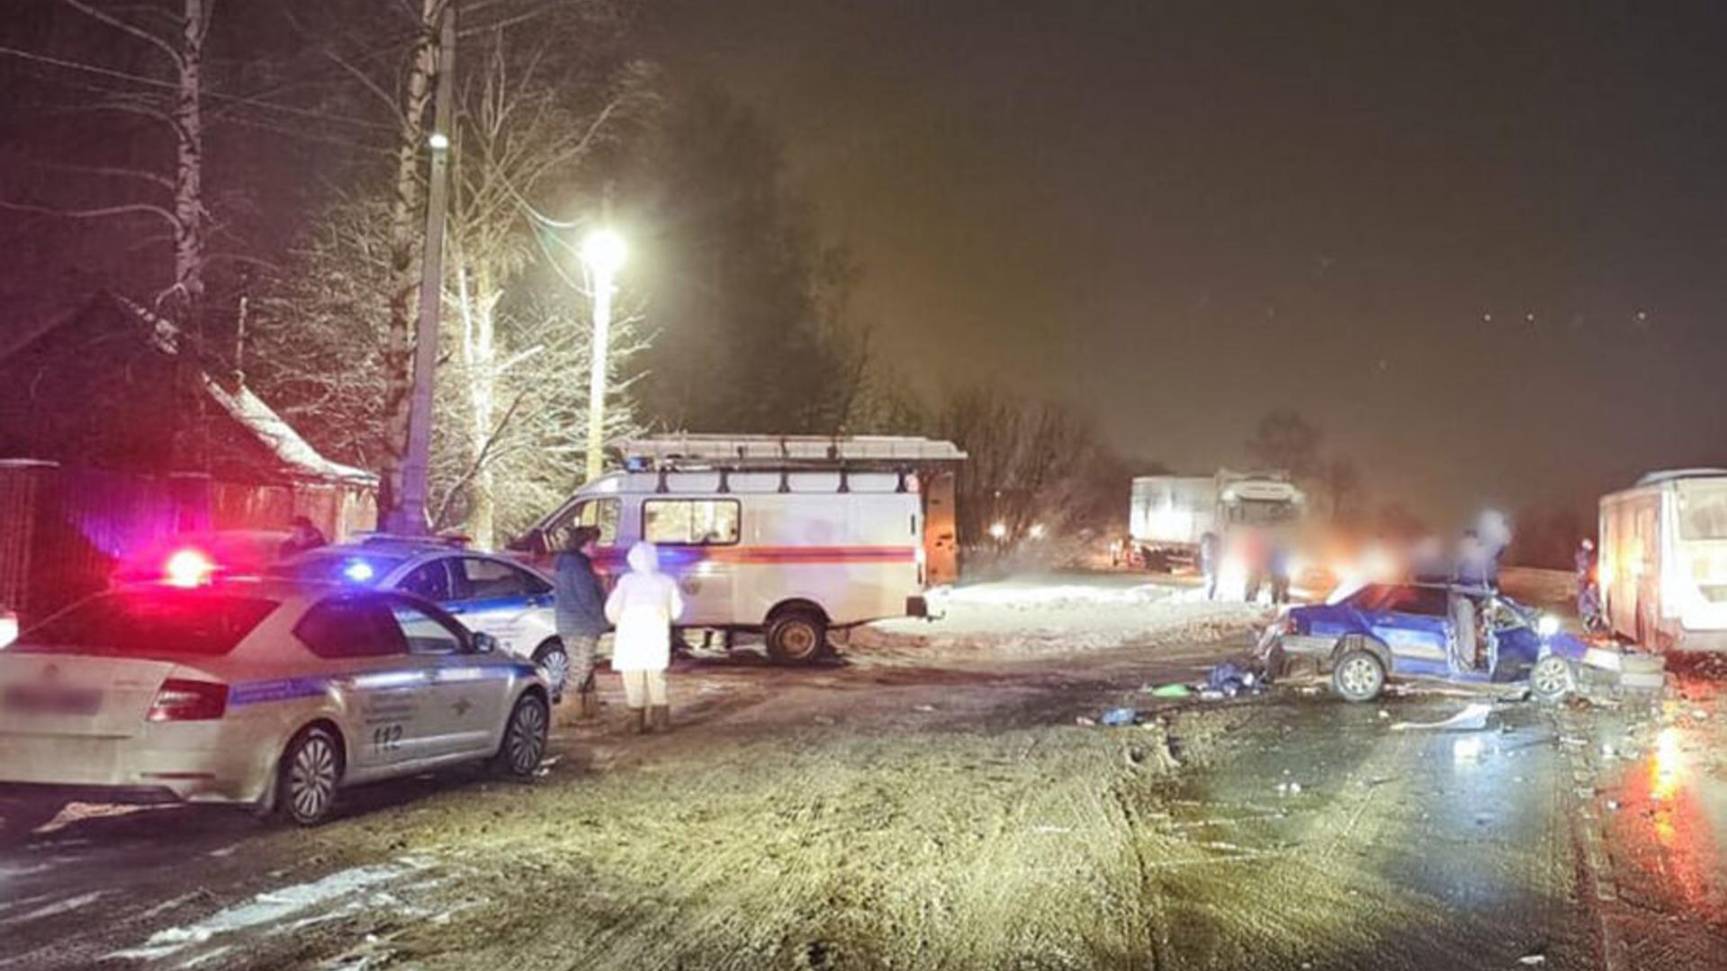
[
  {"xmin": 108, "ymin": 295, "xmax": 375, "ymax": 486},
  {"xmin": 200, "ymin": 376, "xmax": 376, "ymax": 486}
]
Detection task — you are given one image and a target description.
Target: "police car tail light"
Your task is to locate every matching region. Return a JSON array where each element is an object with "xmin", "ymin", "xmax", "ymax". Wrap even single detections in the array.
[
  {"xmin": 164, "ymin": 549, "xmax": 217, "ymax": 588},
  {"xmin": 147, "ymin": 678, "xmax": 229, "ymax": 722}
]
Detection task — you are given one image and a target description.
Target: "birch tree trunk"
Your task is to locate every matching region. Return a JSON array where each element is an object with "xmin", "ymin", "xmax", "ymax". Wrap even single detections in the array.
[
  {"xmin": 457, "ymin": 259, "xmax": 499, "ymax": 549},
  {"xmin": 378, "ymin": 0, "xmax": 443, "ymax": 519},
  {"xmin": 170, "ymin": 0, "xmax": 208, "ymax": 322}
]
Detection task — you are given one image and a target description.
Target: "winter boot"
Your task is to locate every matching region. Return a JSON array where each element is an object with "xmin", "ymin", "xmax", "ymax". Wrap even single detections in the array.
[
  {"xmin": 648, "ymin": 705, "xmax": 671, "ymax": 733},
  {"xmin": 629, "ymin": 707, "xmax": 648, "ymax": 735}
]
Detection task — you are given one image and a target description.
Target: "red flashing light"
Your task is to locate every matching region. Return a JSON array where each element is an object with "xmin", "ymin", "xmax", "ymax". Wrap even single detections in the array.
[
  {"xmin": 147, "ymin": 678, "xmax": 229, "ymax": 722},
  {"xmin": 164, "ymin": 549, "xmax": 217, "ymax": 588}
]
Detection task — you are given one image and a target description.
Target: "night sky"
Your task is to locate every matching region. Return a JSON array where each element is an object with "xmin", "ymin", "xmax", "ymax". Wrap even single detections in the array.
[{"xmin": 646, "ymin": 0, "xmax": 1727, "ymax": 527}]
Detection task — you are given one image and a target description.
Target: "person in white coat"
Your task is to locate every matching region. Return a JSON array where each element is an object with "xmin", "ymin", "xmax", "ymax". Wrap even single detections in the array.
[{"xmin": 604, "ymin": 541, "xmax": 686, "ymax": 733}]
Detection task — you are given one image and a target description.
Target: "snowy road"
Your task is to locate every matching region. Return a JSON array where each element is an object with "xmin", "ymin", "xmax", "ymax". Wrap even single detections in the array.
[{"xmin": 1, "ymin": 575, "xmax": 1724, "ymax": 970}]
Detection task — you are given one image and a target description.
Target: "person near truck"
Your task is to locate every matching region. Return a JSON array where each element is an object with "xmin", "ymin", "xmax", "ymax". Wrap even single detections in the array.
[
  {"xmin": 1199, "ymin": 532, "xmax": 1221, "ymax": 600},
  {"xmin": 553, "ymin": 526, "xmax": 608, "ymax": 719},
  {"xmin": 604, "ymin": 541, "xmax": 686, "ymax": 734}
]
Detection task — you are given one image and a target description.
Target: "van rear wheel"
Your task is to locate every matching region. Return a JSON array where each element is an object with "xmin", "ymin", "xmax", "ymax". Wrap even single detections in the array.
[{"xmin": 766, "ymin": 611, "xmax": 827, "ymax": 665}]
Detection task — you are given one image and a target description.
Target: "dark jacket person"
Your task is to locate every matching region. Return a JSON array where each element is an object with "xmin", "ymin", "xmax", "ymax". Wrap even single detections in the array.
[{"xmin": 554, "ymin": 526, "xmax": 609, "ymax": 718}]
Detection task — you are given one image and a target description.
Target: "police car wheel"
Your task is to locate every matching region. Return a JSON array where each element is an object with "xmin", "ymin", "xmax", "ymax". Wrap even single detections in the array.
[
  {"xmin": 1331, "ymin": 649, "xmax": 1385, "ymax": 703},
  {"xmin": 534, "ymin": 643, "xmax": 571, "ymax": 702},
  {"xmin": 766, "ymin": 612, "xmax": 827, "ymax": 665},
  {"xmin": 496, "ymin": 693, "xmax": 549, "ymax": 779},
  {"xmin": 280, "ymin": 726, "xmax": 342, "ymax": 826},
  {"xmin": 1530, "ymin": 655, "xmax": 1574, "ymax": 702}
]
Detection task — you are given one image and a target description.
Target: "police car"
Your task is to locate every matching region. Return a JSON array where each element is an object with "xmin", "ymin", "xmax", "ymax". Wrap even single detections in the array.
[
  {"xmin": 269, "ymin": 537, "xmax": 572, "ymax": 700},
  {"xmin": 0, "ymin": 575, "xmax": 550, "ymax": 829}
]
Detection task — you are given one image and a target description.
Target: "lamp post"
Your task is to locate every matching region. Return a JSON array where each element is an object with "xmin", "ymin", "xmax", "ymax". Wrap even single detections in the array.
[{"xmin": 580, "ymin": 228, "xmax": 626, "ymax": 483}]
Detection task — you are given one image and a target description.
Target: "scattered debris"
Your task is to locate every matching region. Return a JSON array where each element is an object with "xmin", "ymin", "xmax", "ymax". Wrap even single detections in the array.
[
  {"xmin": 1389, "ymin": 703, "xmax": 1492, "ymax": 732},
  {"xmin": 1519, "ymin": 952, "xmax": 1547, "ymax": 965},
  {"xmin": 1098, "ymin": 707, "xmax": 1139, "ymax": 727},
  {"xmin": 1148, "ymin": 683, "xmax": 1193, "ymax": 699}
]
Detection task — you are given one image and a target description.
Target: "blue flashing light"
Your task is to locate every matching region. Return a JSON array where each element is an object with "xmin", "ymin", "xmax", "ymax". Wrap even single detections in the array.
[{"xmin": 343, "ymin": 559, "xmax": 376, "ymax": 583}]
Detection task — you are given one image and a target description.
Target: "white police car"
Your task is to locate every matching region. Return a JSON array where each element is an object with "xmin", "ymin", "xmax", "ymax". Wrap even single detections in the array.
[
  {"xmin": 0, "ymin": 577, "xmax": 549, "ymax": 829},
  {"xmin": 269, "ymin": 537, "xmax": 572, "ymax": 700}
]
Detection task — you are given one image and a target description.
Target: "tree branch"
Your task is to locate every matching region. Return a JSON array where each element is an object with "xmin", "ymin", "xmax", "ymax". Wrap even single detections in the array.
[
  {"xmin": 60, "ymin": 0, "xmax": 185, "ymax": 68},
  {"xmin": 0, "ymin": 198, "xmax": 178, "ymax": 224}
]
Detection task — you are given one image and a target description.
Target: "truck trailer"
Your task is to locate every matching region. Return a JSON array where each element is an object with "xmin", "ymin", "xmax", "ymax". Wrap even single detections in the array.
[
  {"xmin": 1129, "ymin": 470, "xmax": 1305, "ymax": 569},
  {"xmin": 1600, "ymin": 469, "xmax": 1727, "ymax": 652}
]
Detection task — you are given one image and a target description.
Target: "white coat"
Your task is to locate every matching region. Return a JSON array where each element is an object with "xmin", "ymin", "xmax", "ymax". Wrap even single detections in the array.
[{"xmin": 604, "ymin": 541, "xmax": 685, "ymax": 672}]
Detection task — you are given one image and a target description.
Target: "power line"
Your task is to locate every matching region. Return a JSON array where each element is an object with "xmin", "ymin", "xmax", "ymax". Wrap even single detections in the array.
[{"xmin": 0, "ymin": 43, "xmax": 394, "ymax": 132}]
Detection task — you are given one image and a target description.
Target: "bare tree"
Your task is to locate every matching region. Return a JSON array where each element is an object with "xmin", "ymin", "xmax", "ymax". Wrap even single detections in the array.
[
  {"xmin": 1245, "ymin": 409, "xmax": 1325, "ymax": 481},
  {"xmin": 1319, "ymin": 454, "xmax": 1364, "ymax": 522},
  {"xmin": 934, "ymin": 385, "xmax": 1101, "ymax": 553},
  {"xmin": 2, "ymin": 0, "xmax": 215, "ymax": 321}
]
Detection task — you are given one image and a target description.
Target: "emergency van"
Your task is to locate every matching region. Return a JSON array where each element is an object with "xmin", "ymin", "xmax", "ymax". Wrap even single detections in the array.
[
  {"xmin": 515, "ymin": 435, "xmax": 965, "ymax": 664},
  {"xmin": 1600, "ymin": 469, "xmax": 1727, "ymax": 652}
]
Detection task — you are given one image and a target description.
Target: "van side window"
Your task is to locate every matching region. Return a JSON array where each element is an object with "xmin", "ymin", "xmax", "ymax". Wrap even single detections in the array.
[
  {"xmin": 554, "ymin": 498, "xmax": 620, "ymax": 550},
  {"xmin": 643, "ymin": 499, "xmax": 741, "ymax": 546}
]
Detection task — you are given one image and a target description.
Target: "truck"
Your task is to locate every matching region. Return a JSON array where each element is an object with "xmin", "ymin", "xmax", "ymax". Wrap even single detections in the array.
[
  {"xmin": 1599, "ymin": 468, "xmax": 1727, "ymax": 652},
  {"xmin": 513, "ymin": 435, "xmax": 965, "ymax": 664},
  {"xmin": 1128, "ymin": 470, "xmax": 1305, "ymax": 570}
]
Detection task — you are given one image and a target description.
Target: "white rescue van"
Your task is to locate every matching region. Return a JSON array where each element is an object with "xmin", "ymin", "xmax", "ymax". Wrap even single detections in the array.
[
  {"xmin": 1600, "ymin": 469, "xmax": 1727, "ymax": 652},
  {"xmin": 517, "ymin": 436, "xmax": 965, "ymax": 664}
]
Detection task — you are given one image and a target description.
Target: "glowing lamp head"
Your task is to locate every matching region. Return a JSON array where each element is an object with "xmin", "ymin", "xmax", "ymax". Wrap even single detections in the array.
[
  {"xmin": 428, "ymin": 131, "xmax": 450, "ymax": 151},
  {"xmin": 1028, "ymin": 523, "xmax": 1046, "ymax": 540},
  {"xmin": 580, "ymin": 228, "xmax": 628, "ymax": 277},
  {"xmin": 342, "ymin": 559, "xmax": 376, "ymax": 584},
  {"xmin": 1537, "ymin": 614, "xmax": 1561, "ymax": 638},
  {"xmin": 988, "ymin": 521, "xmax": 1008, "ymax": 540},
  {"xmin": 164, "ymin": 549, "xmax": 217, "ymax": 588}
]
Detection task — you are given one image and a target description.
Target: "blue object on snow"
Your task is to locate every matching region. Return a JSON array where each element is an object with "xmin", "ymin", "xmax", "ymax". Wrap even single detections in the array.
[{"xmin": 1098, "ymin": 707, "xmax": 1139, "ymax": 727}]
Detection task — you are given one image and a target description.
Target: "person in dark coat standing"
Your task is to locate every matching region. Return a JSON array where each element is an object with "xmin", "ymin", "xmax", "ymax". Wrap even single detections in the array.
[
  {"xmin": 279, "ymin": 516, "xmax": 327, "ymax": 559},
  {"xmin": 554, "ymin": 526, "xmax": 609, "ymax": 719}
]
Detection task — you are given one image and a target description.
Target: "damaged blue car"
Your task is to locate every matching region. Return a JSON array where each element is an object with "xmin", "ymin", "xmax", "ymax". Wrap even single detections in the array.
[{"xmin": 1258, "ymin": 581, "xmax": 1591, "ymax": 703}]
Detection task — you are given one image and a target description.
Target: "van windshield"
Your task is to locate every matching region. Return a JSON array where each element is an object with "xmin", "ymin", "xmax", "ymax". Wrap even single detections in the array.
[{"xmin": 1678, "ymin": 482, "xmax": 1727, "ymax": 541}]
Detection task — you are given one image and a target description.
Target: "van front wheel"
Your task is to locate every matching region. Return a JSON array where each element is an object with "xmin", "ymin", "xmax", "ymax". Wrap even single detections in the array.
[{"xmin": 766, "ymin": 611, "xmax": 827, "ymax": 665}]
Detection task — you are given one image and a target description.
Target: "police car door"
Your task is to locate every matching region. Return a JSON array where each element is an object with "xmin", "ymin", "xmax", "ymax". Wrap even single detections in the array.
[
  {"xmin": 382, "ymin": 597, "xmax": 504, "ymax": 758},
  {"xmin": 447, "ymin": 557, "xmax": 551, "ymax": 660},
  {"xmin": 293, "ymin": 595, "xmax": 434, "ymax": 772}
]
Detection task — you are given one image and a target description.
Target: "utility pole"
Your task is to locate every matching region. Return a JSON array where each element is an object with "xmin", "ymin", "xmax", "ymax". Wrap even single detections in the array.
[{"xmin": 392, "ymin": 0, "xmax": 457, "ymax": 534}]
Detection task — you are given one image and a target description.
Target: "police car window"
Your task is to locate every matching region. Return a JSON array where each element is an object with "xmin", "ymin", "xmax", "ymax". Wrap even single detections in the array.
[
  {"xmin": 389, "ymin": 601, "xmax": 465, "ymax": 655},
  {"xmin": 294, "ymin": 599, "xmax": 409, "ymax": 659},
  {"xmin": 455, "ymin": 557, "xmax": 530, "ymax": 601},
  {"xmin": 398, "ymin": 560, "xmax": 452, "ymax": 601},
  {"xmin": 23, "ymin": 592, "xmax": 278, "ymax": 658},
  {"xmin": 643, "ymin": 499, "xmax": 740, "ymax": 545}
]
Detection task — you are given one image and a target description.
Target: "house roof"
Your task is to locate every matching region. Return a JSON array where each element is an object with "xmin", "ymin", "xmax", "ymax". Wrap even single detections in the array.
[{"xmin": 2, "ymin": 292, "xmax": 376, "ymax": 487}]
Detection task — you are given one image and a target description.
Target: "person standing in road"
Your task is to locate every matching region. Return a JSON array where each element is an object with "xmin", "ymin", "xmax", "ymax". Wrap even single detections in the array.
[
  {"xmin": 1268, "ymin": 540, "xmax": 1292, "ymax": 606},
  {"xmin": 554, "ymin": 526, "xmax": 609, "ymax": 719},
  {"xmin": 604, "ymin": 541, "xmax": 686, "ymax": 734},
  {"xmin": 1199, "ymin": 532, "xmax": 1221, "ymax": 600},
  {"xmin": 279, "ymin": 516, "xmax": 327, "ymax": 558}
]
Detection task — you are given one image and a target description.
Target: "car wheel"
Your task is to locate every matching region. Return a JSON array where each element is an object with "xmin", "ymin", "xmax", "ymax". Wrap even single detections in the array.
[
  {"xmin": 279, "ymin": 726, "xmax": 343, "ymax": 826},
  {"xmin": 1331, "ymin": 649, "xmax": 1385, "ymax": 703},
  {"xmin": 533, "ymin": 642, "xmax": 570, "ymax": 703},
  {"xmin": 495, "ymin": 692, "xmax": 549, "ymax": 779},
  {"xmin": 1529, "ymin": 655, "xmax": 1575, "ymax": 702},
  {"xmin": 0, "ymin": 794, "xmax": 65, "ymax": 845},
  {"xmin": 765, "ymin": 611, "xmax": 827, "ymax": 665}
]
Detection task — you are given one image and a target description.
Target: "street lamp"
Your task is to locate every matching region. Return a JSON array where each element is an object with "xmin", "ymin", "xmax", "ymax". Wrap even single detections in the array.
[{"xmin": 580, "ymin": 228, "xmax": 627, "ymax": 483}]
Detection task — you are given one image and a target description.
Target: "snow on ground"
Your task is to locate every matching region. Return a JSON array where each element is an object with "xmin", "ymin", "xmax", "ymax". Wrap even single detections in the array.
[{"xmin": 849, "ymin": 572, "xmax": 1267, "ymax": 659}]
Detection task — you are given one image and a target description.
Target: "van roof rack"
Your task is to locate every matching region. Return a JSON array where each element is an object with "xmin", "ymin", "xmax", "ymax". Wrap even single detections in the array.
[
  {"xmin": 1635, "ymin": 468, "xmax": 1727, "ymax": 486},
  {"xmin": 617, "ymin": 434, "xmax": 966, "ymax": 470}
]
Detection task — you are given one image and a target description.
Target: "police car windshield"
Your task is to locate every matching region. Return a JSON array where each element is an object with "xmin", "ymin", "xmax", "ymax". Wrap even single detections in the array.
[
  {"xmin": 268, "ymin": 551, "xmax": 405, "ymax": 585},
  {"xmin": 20, "ymin": 591, "xmax": 279, "ymax": 657}
]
